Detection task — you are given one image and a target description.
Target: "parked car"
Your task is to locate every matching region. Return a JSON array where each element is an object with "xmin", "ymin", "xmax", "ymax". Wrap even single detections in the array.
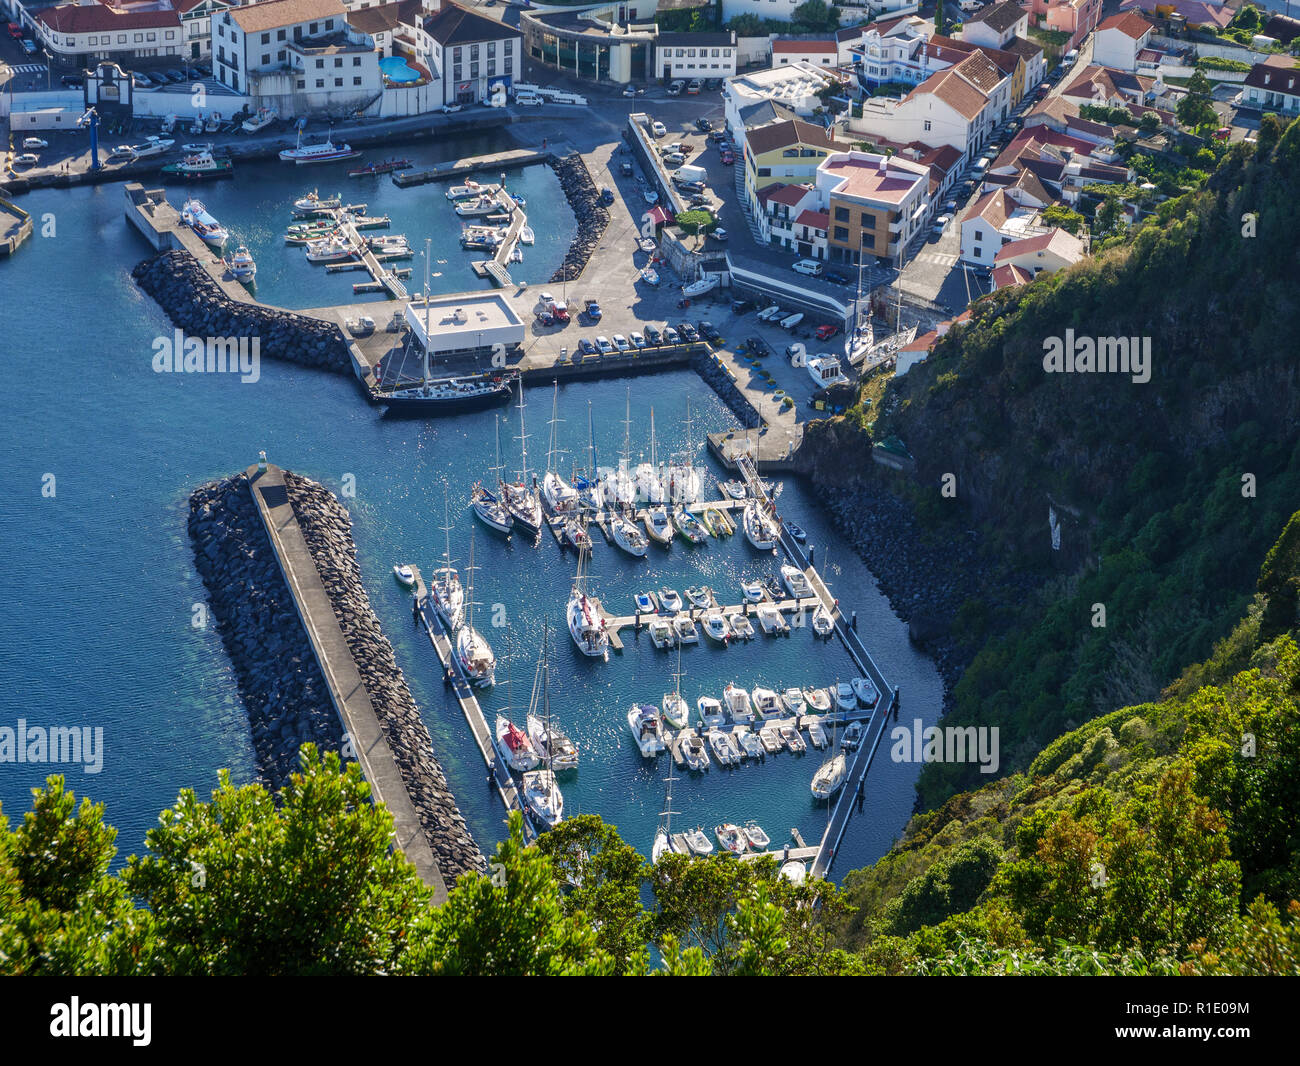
[
  {"xmin": 825, "ymin": 270, "xmax": 849, "ymax": 284},
  {"xmin": 20, "ymin": 38, "xmax": 38, "ymax": 55},
  {"xmin": 662, "ymin": 326, "xmax": 681, "ymax": 344},
  {"xmin": 686, "ymin": 80, "xmax": 701, "ymax": 94},
  {"xmin": 674, "ymin": 178, "xmax": 705, "ymax": 193},
  {"xmin": 667, "ymin": 81, "xmax": 684, "ymax": 96},
  {"xmin": 644, "ymin": 325, "xmax": 662, "ymax": 346},
  {"xmin": 612, "ymin": 333, "xmax": 631, "ymax": 352},
  {"xmin": 579, "ymin": 337, "xmax": 597, "ymax": 355},
  {"xmin": 709, "ymin": 130, "xmax": 727, "ymax": 143},
  {"xmin": 165, "ymin": 69, "xmax": 187, "ymax": 83},
  {"xmin": 710, "ymin": 227, "xmax": 728, "ymax": 241},
  {"xmin": 931, "ymin": 213, "xmax": 953, "ymax": 235},
  {"xmin": 22, "ymin": 137, "xmax": 48, "ymax": 150},
  {"xmin": 630, "ymin": 331, "xmax": 647, "ymax": 349},
  {"xmin": 585, "ymin": 300, "xmax": 602, "ymax": 321},
  {"xmin": 698, "ymin": 322, "xmax": 722, "ymax": 344},
  {"xmin": 744, "ymin": 336, "xmax": 771, "ymax": 357},
  {"xmin": 620, "ymin": 161, "xmax": 634, "ymax": 176},
  {"xmin": 676, "ymin": 322, "xmax": 698, "ymax": 342},
  {"xmin": 6, "ymin": 22, "xmax": 23, "ymax": 40},
  {"xmin": 662, "ymin": 152, "xmax": 685, "ymax": 167},
  {"xmin": 731, "ymin": 299, "xmax": 754, "ymax": 315},
  {"xmin": 695, "ymin": 117, "xmax": 712, "ymax": 132},
  {"xmin": 599, "ymin": 187, "xmax": 615, "ymax": 205},
  {"xmin": 60, "ymin": 74, "xmax": 83, "ymax": 88},
  {"xmin": 688, "ymin": 193, "xmax": 710, "ymax": 207},
  {"xmin": 537, "ymin": 312, "xmax": 555, "ymax": 327},
  {"xmin": 815, "ymin": 324, "xmax": 840, "ymax": 341},
  {"xmin": 651, "ymin": 120, "xmax": 666, "ymax": 137},
  {"xmin": 720, "ymin": 151, "xmax": 735, "ymax": 165},
  {"xmin": 595, "ymin": 335, "xmax": 613, "ymax": 354}
]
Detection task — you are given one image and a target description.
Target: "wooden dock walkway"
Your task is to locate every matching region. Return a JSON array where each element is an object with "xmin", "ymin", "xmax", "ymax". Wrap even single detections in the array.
[
  {"xmin": 408, "ymin": 565, "xmax": 537, "ymax": 842},
  {"xmin": 337, "ymin": 214, "xmax": 408, "ymax": 300}
]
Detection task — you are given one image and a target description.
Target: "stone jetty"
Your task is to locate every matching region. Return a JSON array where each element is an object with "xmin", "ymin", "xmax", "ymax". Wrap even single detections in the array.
[{"xmin": 548, "ymin": 151, "xmax": 608, "ymax": 284}]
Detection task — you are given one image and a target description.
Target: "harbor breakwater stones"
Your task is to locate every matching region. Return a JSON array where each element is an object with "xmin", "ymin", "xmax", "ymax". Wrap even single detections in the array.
[
  {"xmin": 691, "ymin": 350, "xmax": 762, "ymax": 429},
  {"xmin": 133, "ymin": 249, "xmax": 351, "ymax": 375},
  {"xmin": 547, "ymin": 151, "xmax": 609, "ymax": 284},
  {"xmin": 188, "ymin": 471, "xmax": 484, "ymax": 880}
]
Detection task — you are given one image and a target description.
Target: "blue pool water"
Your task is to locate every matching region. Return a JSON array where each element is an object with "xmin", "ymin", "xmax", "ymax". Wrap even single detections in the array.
[
  {"xmin": 379, "ymin": 57, "xmax": 421, "ymax": 84},
  {"xmin": 0, "ymin": 155, "xmax": 944, "ymax": 880}
]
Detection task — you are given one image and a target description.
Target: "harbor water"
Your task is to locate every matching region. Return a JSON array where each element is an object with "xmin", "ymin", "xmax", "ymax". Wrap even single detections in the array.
[{"xmin": 0, "ymin": 156, "xmax": 944, "ymax": 879}]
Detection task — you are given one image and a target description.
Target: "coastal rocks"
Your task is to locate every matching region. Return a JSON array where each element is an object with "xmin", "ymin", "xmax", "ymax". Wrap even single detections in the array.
[
  {"xmin": 133, "ymin": 249, "xmax": 350, "ymax": 375},
  {"xmin": 547, "ymin": 151, "xmax": 609, "ymax": 284},
  {"xmin": 280, "ymin": 469, "xmax": 484, "ymax": 880},
  {"xmin": 188, "ymin": 474, "xmax": 343, "ymax": 789},
  {"xmin": 691, "ymin": 350, "xmax": 761, "ymax": 429}
]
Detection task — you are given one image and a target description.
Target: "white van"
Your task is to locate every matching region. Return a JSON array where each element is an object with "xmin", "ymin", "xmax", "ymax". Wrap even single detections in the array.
[
  {"xmin": 780, "ymin": 312, "xmax": 804, "ymax": 330},
  {"xmin": 514, "ymin": 91, "xmax": 544, "ymax": 107},
  {"xmin": 958, "ymin": 0, "xmax": 982, "ymax": 12},
  {"xmin": 757, "ymin": 304, "xmax": 782, "ymax": 321},
  {"xmin": 791, "ymin": 259, "xmax": 823, "ymax": 277}
]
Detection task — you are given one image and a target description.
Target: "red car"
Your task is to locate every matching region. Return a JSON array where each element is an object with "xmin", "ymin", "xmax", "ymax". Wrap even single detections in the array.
[
  {"xmin": 815, "ymin": 324, "xmax": 840, "ymax": 341},
  {"xmin": 7, "ymin": 22, "xmax": 23, "ymax": 39},
  {"xmin": 720, "ymin": 151, "xmax": 735, "ymax": 165}
]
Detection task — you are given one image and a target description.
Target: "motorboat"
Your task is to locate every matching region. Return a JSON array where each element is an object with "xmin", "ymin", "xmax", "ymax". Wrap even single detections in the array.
[
  {"xmin": 715, "ymin": 822, "xmax": 747, "ymax": 855},
  {"xmin": 456, "ymin": 623, "xmax": 496, "ymax": 687},
  {"xmin": 520, "ymin": 226, "xmax": 535, "ymax": 245},
  {"xmin": 241, "ymin": 106, "xmax": 278, "ymax": 133},
  {"xmin": 130, "ymin": 136, "xmax": 175, "ymax": 158},
  {"xmin": 640, "ymin": 268, "xmax": 660, "ymax": 286},
  {"xmin": 180, "ymin": 199, "xmax": 228, "ymax": 248},
  {"xmin": 756, "ymin": 604, "xmax": 789, "ymax": 635},
  {"xmin": 673, "ymin": 616, "xmax": 699, "ymax": 645},
  {"xmin": 658, "ymin": 588, "xmax": 683, "ymax": 613},
  {"xmin": 634, "ymin": 591, "xmax": 657, "ymax": 614},
  {"xmin": 723, "ymin": 683, "xmax": 754, "ymax": 724},
  {"xmin": 812, "ymin": 604, "xmax": 835, "ymax": 638},
  {"xmin": 781, "ymin": 860, "xmax": 808, "ymax": 884},
  {"xmin": 346, "ymin": 213, "xmax": 392, "ymax": 229},
  {"xmin": 225, "ymin": 245, "xmax": 256, "ymax": 282},
  {"xmin": 734, "ymin": 729, "xmax": 763, "ymax": 759},
  {"xmin": 292, "ymin": 190, "xmax": 342, "ymax": 214},
  {"xmin": 445, "ymin": 180, "xmax": 485, "ymax": 200},
  {"xmin": 393, "ymin": 564, "xmax": 415, "ymax": 587},
  {"xmin": 784, "ymin": 521, "xmax": 807, "ymax": 543},
  {"xmin": 743, "ymin": 502, "xmax": 779, "ymax": 551},
  {"xmin": 808, "ymin": 355, "xmax": 849, "ymax": 389},
  {"xmin": 180, "ymin": 141, "xmax": 213, "ymax": 155},
  {"xmin": 684, "ymin": 276, "xmax": 719, "ymax": 298},
  {"xmin": 672, "ymin": 508, "xmax": 707, "ymax": 544},
  {"xmin": 841, "ymin": 721, "xmax": 864, "ymax": 751},
  {"xmin": 662, "ymin": 691, "xmax": 690, "ymax": 730},
  {"xmin": 638, "ymin": 237, "xmax": 657, "ymax": 253},
  {"xmin": 495, "ymin": 714, "xmax": 539, "ymax": 772},
  {"xmin": 741, "ymin": 580, "xmax": 766, "ymax": 603},
  {"xmin": 803, "ymin": 686, "xmax": 832, "ymax": 713},
  {"xmin": 648, "ymin": 618, "xmax": 675, "ymax": 649},
  {"xmin": 782, "ymin": 688, "xmax": 807, "ymax": 716},
  {"xmin": 759, "ymin": 727, "xmax": 783, "ymax": 754},
  {"xmin": 780, "ymin": 723, "xmax": 807, "ymax": 754},
  {"xmin": 853, "ymin": 676, "xmax": 880, "ymax": 708},
  {"xmin": 681, "ymin": 733, "xmax": 710, "ymax": 772},
  {"xmin": 684, "ymin": 586, "xmax": 713, "ymax": 609},
  {"xmin": 304, "ymin": 234, "xmax": 356, "ymax": 262},
  {"xmin": 835, "ymin": 681, "xmax": 857, "ymax": 712},
  {"xmin": 280, "ymin": 131, "xmax": 360, "ymax": 164},
  {"xmin": 628, "ymin": 704, "xmax": 666, "ymax": 757},
  {"xmin": 684, "ymin": 827, "xmax": 714, "ymax": 857},
  {"xmin": 697, "ymin": 696, "xmax": 725, "ymax": 728},
  {"xmin": 781, "ymin": 564, "xmax": 814, "ymax": 600},
  {"xmin": 703, "ymin": 613, "xmax": 729, "ymax": 644},
  {"xmin": 704, "ymin": 507, "xmax": 733, "ymax": 535},
  {"xmin": 752, "ymin": 687, "xmax": 782, "ymax": 720},
  {"xmin": 811, "ymin": 752, "xmax": 848, "ymax": 799},
  {"xmin": 521, "ymin": 769, "xmax": 564, "ymax": 829},
  {"xmin": 610, "ymin": 513, "xmax": 648, "ymax": 557},
  {"xmin": 807, "ymin": 718, "xmax": 828, "ymax": 749},
  {"xmin": 719, "ymin": 479, "xmax": 747, "ymax": 500},
  {"xmin": 455, "ymin": 194, "xmax": 498, "ymax": 217},
  {"xmin": 470, "ymin": 484, "xmax": 513, "ymax": 534},
  {"xmin": 527, "ymin": 713, "xmax": 579, "ymax": 772},
  {"xmin": 567, "ymin": 549, "xmax": 609, "ymax": 660},
  {"xmin": 707, "ymin": 730, "xmax": 740, "ymax": 767},
  {"xmin": 743, "ymin": 822, "xmax": 771, "ymax": 850},
  {"xmin": 161, "ymin": 150, "xmax": 233, "ymax": 180},
  {"xmin": 644, "ymin": 506, "xmax": 674, "ymax": 545},
  {"xmin": 727, "ymin": 613, "xmax": 755, "ymax": 641}
]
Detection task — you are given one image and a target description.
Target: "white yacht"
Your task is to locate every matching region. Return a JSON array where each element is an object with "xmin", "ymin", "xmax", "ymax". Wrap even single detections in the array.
[
  {"xmin": 658, "ymin": 588, "xmax": 683, "ymax": 613},
  {"xmin": 684, "ymin": 827, "xmax": 714, "ymax": 857},
  {"xmin": 743, "ymin": 501, "xmax": 778, "ymax": 551},
  {"xmin": 526, "ymin": 713, "xmax": 579, "ymax": 772},
  {"xmin": 610, "ymin": 512, "xmax": 648, "ymax": 557},
  {"xmin": 180, "ymin": 198, "xmax": 228, "ymax": 248},
  {"xmin": 811, "ymin": 752, "xmax": 848, "ymax": 800},
  {"xmin": 782, "ymin": 688, "xmax": 807, "ymax": 716},
  {"xmin": 727, "ymin": 612, "xmax": 756, "ymax": 641},
  {"xmin": 744, "ymin": 822, "xmax": 771, "ymax": 851},
  {"xmin": 756, "ymin": 603, "xmax": 789, "ymax": 635},
  {"xmin": 734, "ymin": 728, "xmax": 763, "ymax": 760},
  {"xmin": 522, "ymin": 768, "xmax": 564, "ymax": 829},
  {"xmin": 723, "ymin": 683, "xmax": 754, "ymax": 724},
  {"xmin": 628, "ymin": 704, "xmax": 666, "ymax": 757},
  {"xmin": 812, "ymin": 603, "xmax": 835, "ymax": 637},
  {"xmin": 673, "ymin": 615, "xmax": 700, "ymax": 645},
  {"xmin": 702, "ymin": 612, "xmax": 730, "ymax": 643},
  {"xmin": 807, "ymin": 354, "xmax": 849, "ymax": 388},
  {"xmin": 644, "ymin": 506, "xmax": 674, "ymax": 545},
  {"xmin": 455, "ymin": 534, "xmax": 496, "ymax": 687},
  {"xmin": 681, "ymin": 732, "xmax": 710, "ymax": 772},
  {"xmin": 567, "ymin": 546, "xmax": 609, "ymax": 660},
  {"xmin": 470, "ymin": 483, "xmax": 513, "ymax": 534},
  {"xmin": 781, "ymin": 563, "xmax": 814, "ymax": 599},
  {"xmin": 835, "ymin": 681, "xmax": 857, "ymax": 712},
  {"xmin": 751, "ymin": 687, "xmax": 782, "ymax": 720},
  {"xmin": 495, "ymin": 714, "xmax": 539, "ymax": 772},
  {"xmin": 648, "ymin": 618, "xmax": 675, "ymax": 649},
  {"xmin": 852, "ymin": 676, "xmax": 880, "ymax": 708},
  {"xmin": 707, "ymin": 729, "xmax": 740, "ymax": 767}
]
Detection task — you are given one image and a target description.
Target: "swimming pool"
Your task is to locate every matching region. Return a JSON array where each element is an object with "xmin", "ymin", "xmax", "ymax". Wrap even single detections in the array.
[{"xmin": 380, "ymin": 56, "xmax": 421, "ymax": 83}]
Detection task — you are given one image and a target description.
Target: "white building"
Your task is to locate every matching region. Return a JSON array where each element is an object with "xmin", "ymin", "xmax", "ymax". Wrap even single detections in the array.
[
  {"xmin": 654, "ymin": 31, "xmax": 736, "ymax": 82},
  {"xmin": 959, "ymin": 186, "xmax": 1051, "ymax": 267},
  {"xmin": 1092, "ymin": 11, "xmax": 1153, "ymax": 72},
  {"xmin": 771, "ymin": 39, "xmax": 838, "ymax": 69},
  {"xmin": 724, "ymin": 61, "xmax": 838, "ymax": 138},
  {"xmin": 34, "ymin": 1, "xmax": 185, "ymax": 66},
  {"xmin": 424, "ymin": 2, "xmax": 520, "ymax": 107},
  {"xmin": 960, "ymin": 0, "xmax": 1029, "ymax": 49},
  {"xmin": 405, "ymin": 293, "xmax": 524, "ymax": 358}
]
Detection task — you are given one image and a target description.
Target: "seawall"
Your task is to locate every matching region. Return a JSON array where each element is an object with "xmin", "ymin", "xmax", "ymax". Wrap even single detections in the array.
[{"xmin": 548, "ymin": 151, "xmax": 609, "ymax": 284}]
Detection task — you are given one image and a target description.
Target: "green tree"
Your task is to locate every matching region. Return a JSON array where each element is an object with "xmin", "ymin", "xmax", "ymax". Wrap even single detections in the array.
[
  {"xmin": 1042, "ymin": 204, "xmax": 1087, "ymax": 235},
  {"xmin": 1138, "ymin": 111, "xmax": 1161, "ymax": 135},
  {"xmin": 675, "ymin": 209, "xmax": 714, "ymax": 235},
  {"xmin": 1177, "ymin": 71, "xmax": 1218, "ymax": 132}
]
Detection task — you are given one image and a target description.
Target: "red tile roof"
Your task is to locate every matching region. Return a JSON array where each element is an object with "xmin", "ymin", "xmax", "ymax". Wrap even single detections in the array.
[
  {"xmin": 37, "ymin": 2, "xmax": 180, "ymax": 34},
  {"xmin": 1098, "ymin": 11, "xmax": 1152, "ymax": 40},
  {"xmin": 795, "ymin": 209, "xmax": 829, "ymax": 229},
  {"xmin": 773, "ymin": 39, "xmax": 837, "ymax": 53}
]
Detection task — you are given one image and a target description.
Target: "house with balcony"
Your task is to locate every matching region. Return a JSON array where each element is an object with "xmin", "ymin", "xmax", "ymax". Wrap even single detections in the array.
[
  {"xmin": 425, "ymin": 3, "xmax": 520, "ymax": 106},
  {"xmin": 176, "ymin": 0, "xmax": 231, "ymax": 62},
  {"xmin": 842, "ymin": 17, "xmax": 934, "ymax": 90},
  {"xmin": 346, "ymin": 0, "xmax": 440, "ymax": 114},
  {"xmin": 931, "ymin": 34, "xmax": 1027, "ymax": 105},
  {"xmin": 741, "ymin": 118, "xmax": 841, "ymax": 223},
  {"xmin": 816, "ymin": 149, "xmax": 931, "ymax": 266},
  {"xmin": 1092, "ymin": 11, "xmax": 1153, "ymax": 72},
  {"xmin": 756, "ymin": 181, "xmax": 818, "ymax": 250},
  {"xmin": 960, "ymin": 186, "xmax": 1051, "ymax": 267},
  {"xmin": 1242, "ymin": 59, "xmax": 1300, "ymax": 117}
]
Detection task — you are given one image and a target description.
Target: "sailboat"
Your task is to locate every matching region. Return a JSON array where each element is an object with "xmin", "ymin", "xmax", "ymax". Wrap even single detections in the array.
[
  {"xmin": 430, "ymin": 488, "xmax": 465, "ymax": 629},
  {"xmin": 663, "ymin": 399, "xmax": 704, "ymax": 504},
  {"xmin": 471, "ymin": 415, "xmax": 514, "ymax": 535},
  {"xmin": 812, "ymin": 690, "xmax": 847, "ymax": 799},
  {"xmin": 526, "ymin": 628, "xmax": 579, "ymax": 773},
  {"xmin": 501, "ymin": 380, "xmax": 543, "ymax": 535},
  {"xmin": 572, "ymin": 400, "xmax": 601, "ymax": 511},
  {"xmin": 541, "ymin": 381, "xmax": 579, "ymax": 515},
  {"xmin": 598, "ymin": 387, "xmax": 636, "ymax": 508},
  {"xmin": 662, "ymin": 644, "xmax": 689, "ymax": 728},
  {"xmin": 634, "ymin": 408, "xmax": 666, "ymax": 505},
  {"xmin": 567, "ymin": 543, "xmax": 609, "ymax": 660},
  {"xmin": 846, "ymin": 252, "xmax": 874, "ymax": 367},
  {"xmin": 652, "ymin": 759, "xmax": 680, "ymax": 864},
  {"xmin": 742, "ymin": 500, "xmax": 779, "ymax": 551},
  {"xmin": 521, "ymin": 625, "xmax": 565, "ymax": 829},
  {"xmin": 454, "ymin": 532, "xmax": 496, "ymax": 687},
  {"xmin": 377, "ymin": 241, "xmax": 517, "ymax": 415}
]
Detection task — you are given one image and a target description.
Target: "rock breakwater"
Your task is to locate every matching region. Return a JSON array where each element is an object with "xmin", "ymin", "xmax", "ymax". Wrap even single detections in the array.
[{"xmin": 548, "ymin": 152, "xmax": 609, "ymax": 284}]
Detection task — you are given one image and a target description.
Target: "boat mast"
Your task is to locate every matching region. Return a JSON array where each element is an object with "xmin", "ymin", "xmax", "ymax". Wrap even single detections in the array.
[
  {"xmin": 440, "ymin": 484, "xmax": 455, "ymax": 583},
  {"xmin": 620, "ymin": 386, "xmax": 631, "ymax": 498},
  {"xmin": 587, "ymin": 400, "xmax": 596, "ymax": 480},
  {"xmin": 516, "ymin": 378, "xmax": 530, "ymax": 486},
  {"xmin": 493, "ymin": 414, "xmax": 505, "ymax": 494},
  {"xmin": 547, "ymin": 379, "xmax": 561, "ymax": 477},
  {"xmin": 422, "ymin": 237, "xmax": 431, "ymax": 386},
  {"xmin": 464, "ymin": 529, "xmax": 476, "ymax": 633}
]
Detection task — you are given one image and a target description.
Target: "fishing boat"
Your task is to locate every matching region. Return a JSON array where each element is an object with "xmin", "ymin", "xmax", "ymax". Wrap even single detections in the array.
[
  {"xmin": 638, "ymin": 237, "xmax": 657, "ymax": 253},
  {"xmin": 648, "ymin": 618, "xmax": 675, "ymax": 649},
  {"xmin": 681, "ymin": 732, "xmax": 710, "ymax": 772},
  {"xmin": 393, "ymin": 564, "xmax": 415, "ymax": 587},
  {"xmin": 610, "ymin": 512, "xmax": 648, "ymax": 557},
  {"xmin": 807, "ymin": 718, "xmax": 828, "ymax": 749},
  {"xmin": 519, "ymin": 226, "xmax": 535, "ymax": 245},
  {"xmin": 756, "ymin": 604, "xmax": 789, "ymax": 635},
  {"xmin": 812, "ymin": 604, "xmax": 834, "ymax": 638},
  {"xmin": 180, "ymin": 199, "xmax": 228, "ymax": 248},
  {"xmin": 292, "ymin": 190, "xmax": 343, "ymax": 215},
  {"xmin": 304, "ymin": 234, "xmax": 355, "ymax": 262},
  {"xmin": 455, "ymin": 534, "xmax": 496, "ymax": 687},
  {"xmin": 495, "ymin": 714, "xmax": 540, "ymax": 771},
  {"xmin": 697, "ymin": 696, "xmax": 725, "ymax": 728},
  {"xmin": 727, "ymin": 613, "xmax": 755, "ymax": 641},
  {"xmin": 280, "ymin": 130, "xmax": 360, "ymax": 164},
  {"xmin": 470, "ymin": 484, "xmax": 512, "ymax": 534},
  {"xmin": 780, "ymin": 723, "xmax": 807, "ymax": 754},
  {"xmin": 658, "ymin": 588, "xmax": 683, "ymax": 613},
  {"xmin": 509, "ymin": 246, "xmax": 523, "ymax": 264},
  {"xmin": 741, "ymin": 580, "xmax": 766, "ymax": 603},
  {"xmin": 455, "ymin": 194, "xmax": 498, "ymax": 217},
  {"xmin": 634, "ymin": 591, "xmax": 657, "ymax": 614},
  {"xmin": 161, "ymin": 150, "xmax": 233, "ymax": 180},
  {"xmin": 640, "ymin": 267, "xmax": 660, "ymax": 286},
  {"xmin": 347, "ymin": 157, "xmax": 412, "ymax": 177},
  {"xmin": 707, "ymin": 730, "xmax": 740, "ymax": 767},
  {"xmin": 723, "ymin": 683, "xmax": 754, "ymax": 724},
  {"xmin": 751, "ymin": 687, "xmax": 782, "ymax": 720},
  {"xmin": 541, "ymin": 383, "xmax": 579, "ymax": 514},
  {"xmin": 743, "ymin": 501, "xmax": 779, "ymax": 551},
  {"xmin": 652, "ymin": 761, "xmax": 680, "ymax": 864},
  {"xmin": 781, "ymin": 564, "xmax": 814, "ymax": 599},
  {"xmin": 225, "ymin": 245, "xmax": 256, "ymax": 282},
  {"xmin": 840, "ymin": 721, "xmax": 863, "ymax": 751},
  {"xmin": 627, "ymin": 704, "xmax": 666, "ymax": 757},
  {"xmin": 567, "ymin": 546, "xmax": 609, "ymax": 660},
  {"xmin": 241, "ymin": 106, "xmax": 278, "ymax": 133},
  {"xmin": 445, "ymin": 180, "xmax": 485, "ymax": 200},
  {"xmin": 684, "ymin": 827, "xmax": 714, "ymax": 857},
  {"xmin": 672, "ymin": 508, "xmax": 707, "ymax": 544},
  {"xmin": 702, "ymin": 613, "xmax": 729, "ymax": 644},
  {"xmin": 803, "ymin": 687, "xmax": 832, "ymax": 713},
  {"xmin": 759, "ymin": 726, "xmax": 783, "ymax": 754},
  {"xmin": 811, "ymin": 751, "xmax": 847, "ymax": 800},
  {"xmin": 782, "ymin": 688, "xmax": 807, "ymax": 716},
  {"xmin": 852, "ymin": 676, "xmax": 880, "ymax": 708},
  {"xmin": 734, "ymin": 729, "xmax": 763, "ymax": 759},
  {"xmin": 835, "ymin": 681, "xmax": 857, "ymax": 712},
  {"xmin": 345, "ymin": 213, "xmax": 392, "ymax": 229},
  {"xmin": 744, "ymin": 822, "xmax": 771, "ymax": 850},
  {"xmin": 430, "ymin": 490, "xmax": 466, "ymax": 629},
  {"xmin": 673, "ymin": 616, "xmax": 699, "ymax": 645},
  {"xmin": 522, "ymin": 768, "xmax": 564, "ymax": 830},
  {"xmin": 684, "ymin": 586, "xmax": 713, "ymax": 609},
  {"xmin": 715, "ymin": 823, "xmax": 747, "ymax": 855}
]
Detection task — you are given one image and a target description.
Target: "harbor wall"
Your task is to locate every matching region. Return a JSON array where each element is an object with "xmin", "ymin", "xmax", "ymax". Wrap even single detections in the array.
[
  {"xmin": 133, "ymin": 248, "xmax": 353, "ymax": 376},
  {"xmin": 547, "ymin": 151, "xmax": 610, "ymax": 284},
  {"xmin": 0, "ymin": 196, "xmax": 34, "ymax": 257}
]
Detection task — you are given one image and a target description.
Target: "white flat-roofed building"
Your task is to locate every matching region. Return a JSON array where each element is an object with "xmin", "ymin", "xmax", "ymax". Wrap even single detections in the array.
[{"xmin": 404, "ymin": 293, "xmax": 525, "ymax": 358}]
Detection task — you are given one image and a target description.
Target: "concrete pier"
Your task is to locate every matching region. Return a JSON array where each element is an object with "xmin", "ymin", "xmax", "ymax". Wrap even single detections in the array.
[
  {"xmin": 392, "ymin": 149, "xmax": 552, "ymax": 189},
  {"xmin": 247, "ymin": 463, "xmax": 449, "ymax": 899}
]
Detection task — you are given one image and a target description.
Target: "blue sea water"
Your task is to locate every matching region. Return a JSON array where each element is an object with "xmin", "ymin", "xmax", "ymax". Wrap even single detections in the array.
[{"xmin": 0, "ymin": 149, "xmax": 944, "ymax": 880}]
